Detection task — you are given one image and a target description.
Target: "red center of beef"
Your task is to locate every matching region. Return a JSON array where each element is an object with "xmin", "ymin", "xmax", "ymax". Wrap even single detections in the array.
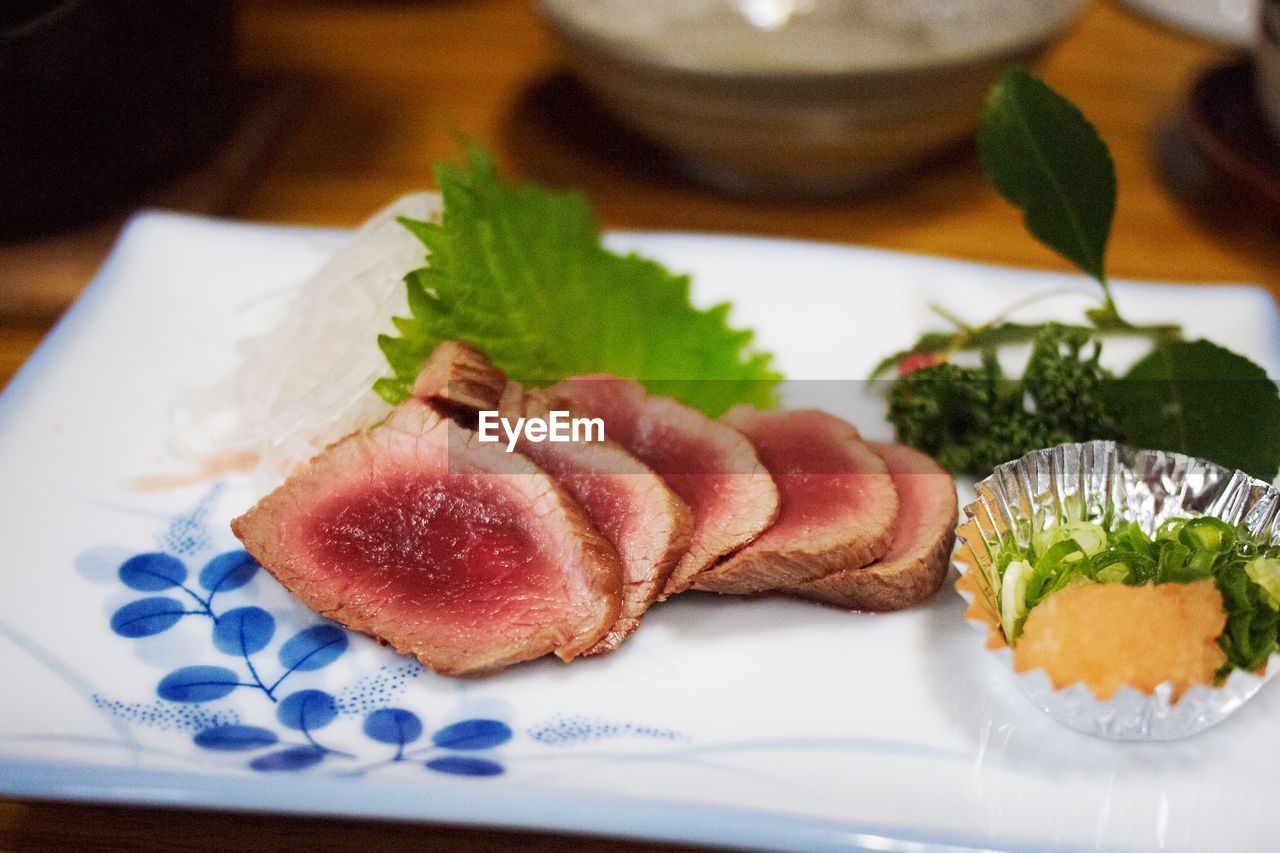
[
  {"xmin": 303, "ymin": 473, "xmax": 557, "ymax": 620},
  {"xmin": 743, "ymin": 415, "xmax": 884, "ymax": 537}
]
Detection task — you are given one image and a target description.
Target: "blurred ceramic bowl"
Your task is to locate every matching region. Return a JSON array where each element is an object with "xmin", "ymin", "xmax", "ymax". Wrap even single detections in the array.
[
  {"xmin": 538, "ymin": 0, "xmax": 1088, "ymax": 196},
  {"xmin": 1260, "ymin": 0, "xmax": 1280, "ymax": 144},
  {"xmin": 1120, "ymin": 0, "xmax": 1259, "ymax": 47}
]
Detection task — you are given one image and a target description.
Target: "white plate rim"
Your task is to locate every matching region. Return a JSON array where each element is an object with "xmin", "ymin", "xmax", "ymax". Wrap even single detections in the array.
[{"xmin": 1, "ymin": 209, "xmax": 1276, "ymax": 853}]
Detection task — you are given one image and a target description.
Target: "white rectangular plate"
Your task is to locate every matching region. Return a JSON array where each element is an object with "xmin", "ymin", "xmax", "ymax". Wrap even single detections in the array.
[{"xmin": 2, "ymin": 212, "xmax": 1278, "ymax": 852}]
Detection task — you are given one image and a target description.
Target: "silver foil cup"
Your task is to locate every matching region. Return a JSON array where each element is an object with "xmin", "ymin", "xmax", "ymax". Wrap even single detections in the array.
[{"xmin": 955, "ymin": 440, "xmax": 1280, "ymax": 740}]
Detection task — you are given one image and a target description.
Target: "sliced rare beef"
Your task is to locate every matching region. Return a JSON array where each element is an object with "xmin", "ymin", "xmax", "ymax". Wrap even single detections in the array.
[
  {"xmin": 231, "ymin": 399, "xmax": 622, "ymax": 676},
  {"xmin": 692, "ymin": 407, "xmax": 898, "ymax": 594},
  {"xmin": 410, "ymin": 339, "xmax": 505, "ymax": 413},
  {"xmin": 788, "ymin": 442, "xmax": 956, "ymax": 611},
  {"xmin": 411, "ymin": 342, "xmax": 694, "ymax": 654},
  {"xmin": 504, "ymin": 384, "xmax": 694, "ymax": 653},
  {"xmin": 552, "ymin": 376, "xmax": 780, "ymax": 597}
]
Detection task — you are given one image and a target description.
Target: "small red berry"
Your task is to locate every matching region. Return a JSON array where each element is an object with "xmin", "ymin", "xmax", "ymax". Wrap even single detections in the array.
[{"xmin": 897, "ymin": 352, "xmax": 943, "ymax": 376}]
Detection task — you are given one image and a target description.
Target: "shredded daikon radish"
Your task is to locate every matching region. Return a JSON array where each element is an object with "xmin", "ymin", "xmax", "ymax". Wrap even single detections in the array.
[{"xmin": 179, "ymin": 193, "xmax": 442, "ymax": 487}]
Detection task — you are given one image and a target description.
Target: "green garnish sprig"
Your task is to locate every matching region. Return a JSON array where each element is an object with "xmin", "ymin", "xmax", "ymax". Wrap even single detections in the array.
[
  {"xmin": 889, "ymin": 324, "xmax": 1122, "ymax": 475},
  {"xmin": 881, "ymin": 68, "xmax": 1280, "ymax": 481}
]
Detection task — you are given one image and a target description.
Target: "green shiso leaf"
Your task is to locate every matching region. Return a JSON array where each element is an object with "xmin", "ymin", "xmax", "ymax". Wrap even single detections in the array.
[
  {"xmin": 374, "ymin": 146, "xmax": 780, "ymax": 416},
  {"xmin": 1110, "ymin": 339, "xmax": 1280, "ymax": 481},
  {"xmin": 978, "ymin": 66, "xmax": 1116, "ymax": 284}
]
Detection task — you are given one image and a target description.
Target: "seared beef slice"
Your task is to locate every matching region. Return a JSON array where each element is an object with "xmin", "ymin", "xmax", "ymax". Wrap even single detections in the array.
[
  {"xmin": 412, "ymin": 342, "xmax": 694, "ymax": 654},
  {"xmin": 553, "ymin": 377, "xmax": 779, "ymax": 597},
  {"xmin": 514, "ymin": 387, "xmax": 694, "ymax": 653},
  {"xmin": 789, "ymin": 442, "xmax": 956, "ymax": 611},
  {"xmin": 410, "ymin": 339, "xmax": 506, "ymax": 412},
  {"xmin": 693, "ymin": 408, "xmax": 898, "ymax": 594},
  {"xmin": 231, "ymin": 399, "xmax": 622, "ymax": 676}
]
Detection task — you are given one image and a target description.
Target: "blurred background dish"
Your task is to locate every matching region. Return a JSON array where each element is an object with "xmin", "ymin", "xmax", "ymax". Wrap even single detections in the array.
[
  {"xmin": 1156, "ymin": 0, "xmax": 1280, "ymax": 226},
  {"xmin": 0, "ymin": 0, "xmax": 235, "ymax": 239},
  {"xmin": 1260, "ymin": 0, "xmax": 1280, "ymax": 140},
  {"xmin": 1120, "ymin": 0, "xmax": 1259, "ymax": 46},
  {"xmin": 1158, "ymin": 62, "xmax": 1280, "ymax": 226},
  {"xmin": 538, "ymin": 0, "xmax": 1088, "ymax": 196}
]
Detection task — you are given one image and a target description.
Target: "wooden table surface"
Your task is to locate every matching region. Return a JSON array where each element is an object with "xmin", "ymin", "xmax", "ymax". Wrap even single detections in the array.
[{"xmin": 2, "ymin": 0, "xmax": 1276, "ymax": 850}]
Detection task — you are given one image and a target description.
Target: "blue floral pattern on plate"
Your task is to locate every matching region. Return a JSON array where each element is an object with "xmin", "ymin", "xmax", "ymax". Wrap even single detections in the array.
[{"xmin": 94, "ymin": 485, "xmax": 542, "ymax": 776}]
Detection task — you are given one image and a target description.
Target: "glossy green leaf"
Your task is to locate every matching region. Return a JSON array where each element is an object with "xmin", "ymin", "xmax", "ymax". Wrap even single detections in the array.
[
  {"xmin": 1112, "ymin": 339, "xmax": 1280, "ymax": 481},
  {"xmin": 978, "ymin": 67, "xmax": 1115, "ymax": 283}
]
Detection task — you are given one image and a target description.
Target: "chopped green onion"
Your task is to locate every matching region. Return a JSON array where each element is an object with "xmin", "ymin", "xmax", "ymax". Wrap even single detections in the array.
[
  {"xmin": 1180, "ymin": 517, "xmax": 1234, "ymax": 554},
  {"xmin": 1032, "ymin": 520, "xmax": 1107, "ymax": 560},
  {"xmin": 1000, "ymin": 559, "xmax": 1032, "ymax": 643},
  {"xmin": 1095, "ymin": 563, "xmax": 1129, "ymax": 584},
  {"xmin": 1026, "ymin": 540, "xmax": 1085, "ymax": 607},
  {"xmin": 1245, "ymin": 557, "xmax": 1280, "ymax": 611},
  {"xmin": 990, "ymin": 512, "xmax": 1280, "ymax": 676}
]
